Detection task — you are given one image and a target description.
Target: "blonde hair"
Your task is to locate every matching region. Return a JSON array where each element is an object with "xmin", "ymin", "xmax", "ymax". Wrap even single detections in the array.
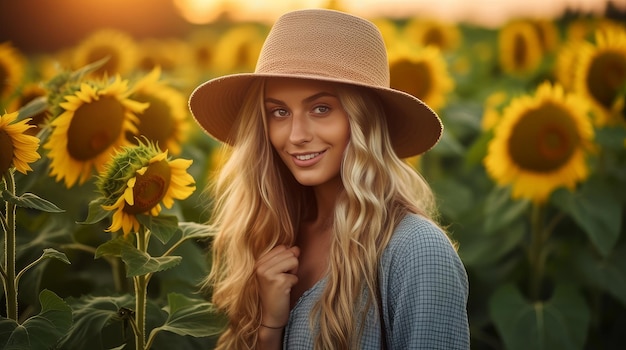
[{"xmin": 204, "ymin": 79, "xmax": 439, "ymax": 349}]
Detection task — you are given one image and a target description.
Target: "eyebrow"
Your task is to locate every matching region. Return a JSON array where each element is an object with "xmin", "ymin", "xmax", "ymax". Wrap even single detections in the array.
[{"xmin": 264, "ymin": 92, "xmax": 337, "ymax": 105}]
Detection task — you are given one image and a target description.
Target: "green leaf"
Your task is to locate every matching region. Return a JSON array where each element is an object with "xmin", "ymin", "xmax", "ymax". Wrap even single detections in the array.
[
  {"xmin": 484, "ymin": 186, "xmax": 530, "ymax": 234},
  {"xmin": 17, "ymin": 96, "xmax": 48, "ymax": 121},
  {"xmin": 137, "ymin": 214, "xmax": 179, "ymax": 245},
  {"xmin": 121, "ymin": 244, "xmax": 182, "ymax": 277},
  {"xmin": 149, "ymin": 293, "xmax": 224, "ymax": 340},
  {"xmin": 458, "ymin": 223, "xmax": 525, "ymax": 267},
  {"xmin": 489, "ymin": 284, "xmax": 590, "ymax": 350},
  {"xmin": 575, "ymin": 243, "xmax": 626, "ymax": 308},
  {"xmin": 95, "ymin": 235, "xmax": 136, "ymax": 259},
  {"xmin": 178, "ymin": 221, "xmax": 217, "ymax": 241},
  {"xmin": 57, "ymin": 294, "xmax": 137, "ymax": 350},
  {"xmin": 594, "ymin": 126, "xmax": 626, "ymax": 150},
  {"xmin": 431, "ymin": 130, "xmax": 465, "ymax": 156},
  {"xmin": 40, "ymin": 248, "xmax": 71, "ymax": 265},
  {"xmin": 551, "ymin": 178, "xmax": 622, "ymax": 257},
  {"xmin": 76, "ymin": 197, "xmax": 110, "ymax": 225},
  {"xmin": 1, "ymin": 191, "xmax": 64, "ymax": 213},
  {"xmin": 464, "ymin": 129, "xmax": 493, "ymax": 168},
  {"xmin": 0, "ymin": 290, "xmax": 73, "ymax": 350}
]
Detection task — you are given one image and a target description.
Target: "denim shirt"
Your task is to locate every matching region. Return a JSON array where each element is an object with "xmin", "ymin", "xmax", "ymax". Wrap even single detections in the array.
[{"xmin": 283, "ymin": 214, "xmax": 470, "ymax": 349}]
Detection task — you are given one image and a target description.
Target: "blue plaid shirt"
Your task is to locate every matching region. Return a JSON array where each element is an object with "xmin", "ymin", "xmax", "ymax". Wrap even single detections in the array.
[{"xmin": 283, "ymin": 214, "xmax": 470, "ymax": 349}]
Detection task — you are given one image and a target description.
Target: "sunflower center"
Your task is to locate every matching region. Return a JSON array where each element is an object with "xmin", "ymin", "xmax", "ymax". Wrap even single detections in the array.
[
  {"xmin": 66, "ymin": 95, "xmax": 124, "ymax": 160},
  {"xmin": 513, "ymin": 33, "xmax": 528, "ymax": 69},
  {"xmin": 508, "ymin": 102, "xmax": 580, "ymax": 172},
  {"xmin": 123, "ymin": 159, "xmax": 171, "ymax": 214},
  {"xmin": 0, "ymin": 63, "xmax": 8, "ymax": 96},
  {"xmin": 0, "ymin": 130, "xmax": 15, "ymax": 175},
  {"xmin": 131, "ymin": 93, "xmax": 175, "ymax": 149},
  {"xmin": 390, "ymin": 59, "xmax": 430, "ymax": 99},
  {"xmin": 423, "ymin": 28, "xmax": 444, "ymax": 48},
  {"xmin": 88, "ymin": 47, "xmax": 121, "ymax": 76},
  {"xmin": 586, "ymin": 51, "xmax": 626, "ymax": 109}
]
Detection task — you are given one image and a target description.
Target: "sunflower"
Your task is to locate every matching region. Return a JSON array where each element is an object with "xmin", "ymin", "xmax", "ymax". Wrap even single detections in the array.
[
  {"xmin": 129, "ymin": 67, "xmax": 190, "ymax": 155},
  {"xmin": 72, "ymin": 29, "xmax": 138, "ymax": 78},
  {"xmin": 371, "ymin": 17, "xmax": 401, "ymax": 49},
  {"xmin": 0, "ymin": 112, "xmax": 40, "ymax": 176},
  {"xmin": 211, "ymin": 24, "xmax": 266, "ymax": 74},
  {"xmin": 7, "ymin": 83, "xmax": 49, "ymax": 136},
  {"xmin": 573, "ymin": 27, "xmax": 626, "ymax": 126},
  {"xmin": 554, "ymin": 40, "xmax": 593, "ymax": 90},
  {"xmin": 98, "ymin": 142, "xmax": 195, "ymax": 235},
  {"xmin": 136, "ymin": 38, "xmax": 193, "ymax": 76},
  {"xmin": 388, "ymin": 43, "xmax": 454, "ymax": 111},
  {"xmin": 44, "ymin": 76, "xmax": 147, "ymax": 188},
  {"xmin": 530, "ymin": 19, "xmax": 560, "ymax": 53},
  {"xmin": 0, "ymin": 42, "xmax": 25, "ymax": 102},
  {"xmin": 498, "ymin": 20, "xmax": 544, "ymax": 76},
  {"xmin": 481, "ymin": 91, "xmax": 509, "ymax": 131},
  {"xmin": 403, "ymin": 18, "xmax": 461, "ymax": 52},
  {"xmin": 484, "ymin": 82, "xmax": 594, "ymax": 203},
  {"xmin": 187, "ymin": 27, "xmax": 221, "ymax": 75}
]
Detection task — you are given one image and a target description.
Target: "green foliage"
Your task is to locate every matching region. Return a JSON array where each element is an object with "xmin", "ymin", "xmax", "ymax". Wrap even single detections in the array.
[
  {"xmin": 0, "ymin": 290, "xmax": 73, "ymax": 350},
  {"xmin": 489, "ymin": 284, "xmax": 590, "ymax": 350}
]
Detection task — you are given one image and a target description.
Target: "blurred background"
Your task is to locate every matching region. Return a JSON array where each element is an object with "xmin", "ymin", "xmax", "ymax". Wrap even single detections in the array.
[
  {"xmin": 2, "ymin": 0, "xmax": 625, "ymax": 53},
  {"xmin": 1, "ymin": 1, "xmax": 626, "ymax": 350}
]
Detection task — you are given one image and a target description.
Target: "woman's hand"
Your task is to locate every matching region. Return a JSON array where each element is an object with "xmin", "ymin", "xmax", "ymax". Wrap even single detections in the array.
[{"xmin": 255, "ymin": 245, "xmax": 300, "ymax": 328}]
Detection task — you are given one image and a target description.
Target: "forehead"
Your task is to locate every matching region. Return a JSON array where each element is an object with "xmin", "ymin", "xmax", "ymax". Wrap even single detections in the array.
[{"xmin": 264, "ymin": 77, "xmax": 339, "ymax": 97}]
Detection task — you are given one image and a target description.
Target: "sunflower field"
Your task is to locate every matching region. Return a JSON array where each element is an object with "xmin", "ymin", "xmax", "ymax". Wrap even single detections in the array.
[{"xmin": 1, "ymin": 3, "xmax": 626, "ymax": 350}]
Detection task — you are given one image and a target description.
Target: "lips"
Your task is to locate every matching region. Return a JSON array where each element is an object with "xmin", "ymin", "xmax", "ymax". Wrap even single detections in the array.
[
  {"xmin": 295, "ymin": 152, "xmax": 321, "ymax": 161},
  {"xmin": 290, "ymin": 150, "xmax": 325, "ymax": 166}
]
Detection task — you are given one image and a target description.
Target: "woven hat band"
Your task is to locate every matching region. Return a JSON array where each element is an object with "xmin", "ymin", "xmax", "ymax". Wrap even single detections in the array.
[{"xmin": 255, "ymin": 9, "xmax": 390, "ymax": 88}]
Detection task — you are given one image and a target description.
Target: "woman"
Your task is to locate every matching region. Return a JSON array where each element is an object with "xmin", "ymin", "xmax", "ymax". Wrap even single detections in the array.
[{"xmin": 189, "ymin": 8, "xmax": 470, "ymax": 349}]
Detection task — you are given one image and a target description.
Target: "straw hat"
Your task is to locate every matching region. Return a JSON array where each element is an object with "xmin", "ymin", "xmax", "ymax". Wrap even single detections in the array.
[{"xmin": 189, "ymin": 8, "xmax": 442, "ymax": 158}]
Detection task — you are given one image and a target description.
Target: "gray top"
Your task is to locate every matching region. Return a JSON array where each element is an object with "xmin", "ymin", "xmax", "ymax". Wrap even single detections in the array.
[{"xmin": 283, "ymin": 213, "xmax": 470, "ymax": 349}]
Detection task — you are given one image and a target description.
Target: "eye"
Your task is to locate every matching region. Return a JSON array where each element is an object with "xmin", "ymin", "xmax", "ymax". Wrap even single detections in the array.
[
  {"xmin": 312, "ymin": 105, "xmax": 330, "ymax": 114},
  {"xmin": 269, "ymin": 108, "xmax": 289, "ymax": 118}
]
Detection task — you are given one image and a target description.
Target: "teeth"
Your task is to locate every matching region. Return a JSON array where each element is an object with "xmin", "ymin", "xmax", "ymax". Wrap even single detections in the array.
[{"xmin": 295, "ymin": 152, "xmax": 320, "ymax": 161}]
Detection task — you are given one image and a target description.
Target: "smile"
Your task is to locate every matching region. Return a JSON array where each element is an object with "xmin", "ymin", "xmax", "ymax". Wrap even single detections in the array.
[{"xmin": 295, "ymin": 152, "xmax": 321, "ymax": 161}]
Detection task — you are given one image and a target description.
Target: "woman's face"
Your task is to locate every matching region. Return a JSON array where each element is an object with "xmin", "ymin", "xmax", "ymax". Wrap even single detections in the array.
[{"xmin": 265, "ymin": 78, "xmax": 350, "ymax": 188}]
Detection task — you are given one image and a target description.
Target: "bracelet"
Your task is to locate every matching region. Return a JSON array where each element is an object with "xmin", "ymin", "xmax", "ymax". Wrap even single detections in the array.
[{"xmin": 260, "ymin": 323, "xmax": 286, "ymax": 329}]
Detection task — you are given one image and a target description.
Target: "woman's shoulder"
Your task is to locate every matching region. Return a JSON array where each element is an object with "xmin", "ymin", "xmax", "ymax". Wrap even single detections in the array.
[{"xmin": 383, "ymin": 213, "xmax": 461, "ymax": 268}]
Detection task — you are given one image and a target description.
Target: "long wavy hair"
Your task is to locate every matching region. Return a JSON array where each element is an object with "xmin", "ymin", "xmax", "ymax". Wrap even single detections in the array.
[{"xmin": 204, "ymin": 78, "xmax": 440, "ymax": 349}]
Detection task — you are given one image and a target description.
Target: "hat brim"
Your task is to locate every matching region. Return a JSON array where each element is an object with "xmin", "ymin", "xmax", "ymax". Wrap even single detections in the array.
[{"xmin": 189, "ymin": 73, "xmax": 442, "ymax": 158}]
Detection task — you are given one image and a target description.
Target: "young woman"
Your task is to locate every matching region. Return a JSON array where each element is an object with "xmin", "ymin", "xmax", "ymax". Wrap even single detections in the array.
[{"xmin": 189, "ymin": 8, "xmax": 470, "ymax": 350}]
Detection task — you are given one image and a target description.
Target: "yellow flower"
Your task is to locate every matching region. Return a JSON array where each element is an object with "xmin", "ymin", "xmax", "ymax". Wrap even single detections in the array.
[
  {"xmin": 484, "ymin": 82, "xmax": 594, "ymax": 203},
  {"xmin": 389, "ymin": 43, "xmax": 454, "ymax": 111},
  {"xmin": 129, "ymin": 67, "xmax": 190, "ymax": 155},
  {"xmin": 187, "ymin": 28, "xmax": 221, "ymax": 74},
  {"xmin": 574, "ymin": 26, "xmax": 626, "ymax": 127},
  {"xmin": 481, "ymin": 91, "xmax": 509, "ymax": 131},
  {"xmin": 211, "ymin": 24, "xmax": 266, "ymax": 74},
  {"xmin": 403, "ymin": 18, "xmax": 461, "ymax": 52},
  {"xmin": 498, "ymin": 20, "xmax": 543, "ymax": 76},
  {"xmin": 530, "ymin": 19, "xmax": 560, "ymax": 54},
  {"xmin": 371, "ymin": 17, "xmax": 401, "ymax": 49},
  {"xmin": 0, "ymin": 42, "xmax": 25, "ymax": 102},
  {"xmin": 44, "ymin": 76, "xmax": 147, "ymax": 188},
  {"xmin": 7, "ymin": 83, "xmax": 49, "ymax": 136},
  {"xmin": 554, "ymin": 40, "xmax": 594, "ymax": 91},
  {"xmin": 136, "ymin": 38, "xmax": 193, "ymax": 75},
  {"xmin": 72, "ymin": 29, "xmax": 138, "ymax": 77},
  {"xmin": 98, "ymin": 142, "xmax": 195, "ymax": 235},
  {"xmin": 0, "ymin": 112, "xmax": 41, "ymax": 175}
]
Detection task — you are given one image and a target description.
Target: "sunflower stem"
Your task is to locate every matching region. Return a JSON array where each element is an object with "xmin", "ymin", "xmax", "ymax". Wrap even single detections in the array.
[
  {"xmin": 2, "ymin": 171, "xmax": 19, "ymax": 320},
  {"xmin": 528, "ymin": 202, "xmax": 547, "ymax": 300},
  {"xmin": 134, "ymin": 225, "xmax": 149, "ymax": 350}
]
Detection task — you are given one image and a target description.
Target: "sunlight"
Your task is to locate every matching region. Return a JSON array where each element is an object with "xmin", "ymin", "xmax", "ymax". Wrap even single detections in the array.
[{"xmin": 172, "ymin": 0, "xmax": 626, "ymax": 26}]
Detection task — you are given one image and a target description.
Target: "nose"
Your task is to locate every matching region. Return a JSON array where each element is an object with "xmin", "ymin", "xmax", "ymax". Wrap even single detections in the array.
[{"xmin": 289, "ymin": 112, "xmax": 312, "ymax": 144}]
